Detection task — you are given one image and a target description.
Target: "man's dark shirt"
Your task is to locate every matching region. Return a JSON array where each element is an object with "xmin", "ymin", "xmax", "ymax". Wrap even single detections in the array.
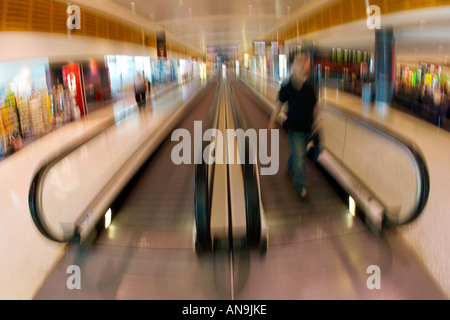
[{"xmin": 278, "ymin": 77, "xmax": 316, "ymax": 132}]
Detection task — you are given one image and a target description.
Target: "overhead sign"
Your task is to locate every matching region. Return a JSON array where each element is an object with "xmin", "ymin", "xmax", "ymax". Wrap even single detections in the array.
[{"xmin": 157, "ymin": 31, "xmax": 167, "ymax": 58}]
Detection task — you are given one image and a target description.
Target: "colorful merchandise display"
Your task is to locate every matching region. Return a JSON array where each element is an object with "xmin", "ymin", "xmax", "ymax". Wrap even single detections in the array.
[
  {"xmin": 0, "ymin": 92, "xmax": 23, "ymax": 156},
  {"xmin": 0, "ymin": 85, "xmax": 61, "ymax": 159}
]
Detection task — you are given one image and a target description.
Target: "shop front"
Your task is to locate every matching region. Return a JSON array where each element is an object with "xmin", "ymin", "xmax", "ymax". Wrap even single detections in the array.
[
  {"xmin": 0, "ymin": 57, "xmax": 52, "ymax": 158},
  {"xmin": 395, "ymin": 62, "xmax": 449, "ymax": 126}
]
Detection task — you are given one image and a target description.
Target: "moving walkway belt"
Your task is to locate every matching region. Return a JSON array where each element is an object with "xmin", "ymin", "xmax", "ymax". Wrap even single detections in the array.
[{"xmin": 194, "ymin": 79, "xmax": 267, "ymax": 252}]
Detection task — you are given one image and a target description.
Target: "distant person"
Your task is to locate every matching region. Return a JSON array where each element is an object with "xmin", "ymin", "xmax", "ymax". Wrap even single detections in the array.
[
  {"xmin": 146, "ymin": 77, "xmax": 151, "ymax": 97},
  {"xmin": 134, "ymin": 72, "xmax": 146, "ymax": 108},
  {"xmin": 268, "ymin": 51, "xmax": 318, "ymax": 200}
]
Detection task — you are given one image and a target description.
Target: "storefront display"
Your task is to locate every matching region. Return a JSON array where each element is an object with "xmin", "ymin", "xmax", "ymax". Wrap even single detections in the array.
[
  {"xmin": 179, "ymin": 59, "xmax": 192, "ymax": 83},
  {"xmin": 106, "ymin": 55, "xmax": 137, "ymax": 98},
  {"xmin": 106, "ymin": 55, "xmax": 155, "ymax": 98},
  {"xmin": 396, "ymin": 62, "xmax": 449, "ymax": 125},
  {"xmin": 0, "ymin": 57, "xmax": 51, "ymax": 158},
  {"xmin": 62, "ymin": 62, "xmax": 87, "ymax": 118},
  {"xmin": 0, "ymin": 53, "xmax": 197, "ymax": 160},
  {"xmin": 0, "ymin": 92, "xmax": 23, "ymax": 156}
]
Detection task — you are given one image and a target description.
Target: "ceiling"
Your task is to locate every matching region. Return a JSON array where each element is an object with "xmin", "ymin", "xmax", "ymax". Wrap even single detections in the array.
[
  {"xmin": 103, "ymin": 0, "xmax": 450, "ymax": 67},
  {"xmin": 301, "ymin": 6, "xmax": 450, "ymax": 68},
  {"xmin": 110, "ymin": 0, "xmax": 334, "ymax": 54}
]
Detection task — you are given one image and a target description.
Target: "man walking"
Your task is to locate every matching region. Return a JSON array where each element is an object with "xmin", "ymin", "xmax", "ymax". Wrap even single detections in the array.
[{"xmin": 268, "ymin": 51, "xmax": 317, "ymax": 200}]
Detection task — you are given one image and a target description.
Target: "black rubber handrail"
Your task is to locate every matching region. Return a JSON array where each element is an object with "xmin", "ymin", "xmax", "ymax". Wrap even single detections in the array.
[
  {"xmin": 319, "ymin": 102, "xmax": 430, "ymax": 226},
  {"xmin": 29, "ymin": 166, "xmax": 67, "ymax": 242},
  {"xmin": 29, "ymin": 124, "xmax": 115, "ymax": 242},
  {"xmin": 194, "ymin": 80, "xmax": 221, "ymax": 252},
  {"xmin": 227, "ymin": 81, "xmax": 262, "ymax": 248}
]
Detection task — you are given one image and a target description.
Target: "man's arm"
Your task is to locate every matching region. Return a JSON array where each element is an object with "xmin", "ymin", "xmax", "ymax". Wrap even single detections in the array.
[{"xmin": 268, "ymin": 99, "xmax": 284, "ymax": 130}]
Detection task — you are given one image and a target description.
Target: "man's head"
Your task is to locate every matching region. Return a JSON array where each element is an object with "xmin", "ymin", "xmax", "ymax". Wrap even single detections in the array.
[{"xmin": 292, "ymin": 51, "xmax": 311, "ymax": 80}]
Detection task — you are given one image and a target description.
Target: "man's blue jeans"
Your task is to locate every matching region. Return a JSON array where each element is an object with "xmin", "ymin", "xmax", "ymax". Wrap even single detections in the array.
[{"xmin": 287, "ymin": 130, "xmax": 319, "ymax": 193}]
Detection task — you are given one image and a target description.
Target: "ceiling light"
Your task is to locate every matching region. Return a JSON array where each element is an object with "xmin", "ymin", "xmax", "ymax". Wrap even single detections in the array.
[
  {"xmin": 105, "ymin": 208, "xmax": 112, "ymax": 229},
  {"xmin": 349, "ymin": 197, "xmax": 355, "ymax": 217}
]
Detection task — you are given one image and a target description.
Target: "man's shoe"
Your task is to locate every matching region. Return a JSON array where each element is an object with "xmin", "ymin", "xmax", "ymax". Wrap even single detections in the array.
[{"xmin": 298, "ymin": 188, "xmax": 308, "ymax": 200}]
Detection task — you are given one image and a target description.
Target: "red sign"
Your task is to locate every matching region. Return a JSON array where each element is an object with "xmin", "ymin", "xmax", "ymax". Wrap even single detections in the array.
[{"xmin": 62, "ymin": 63, "xmax": 87, "ymax": 116}]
